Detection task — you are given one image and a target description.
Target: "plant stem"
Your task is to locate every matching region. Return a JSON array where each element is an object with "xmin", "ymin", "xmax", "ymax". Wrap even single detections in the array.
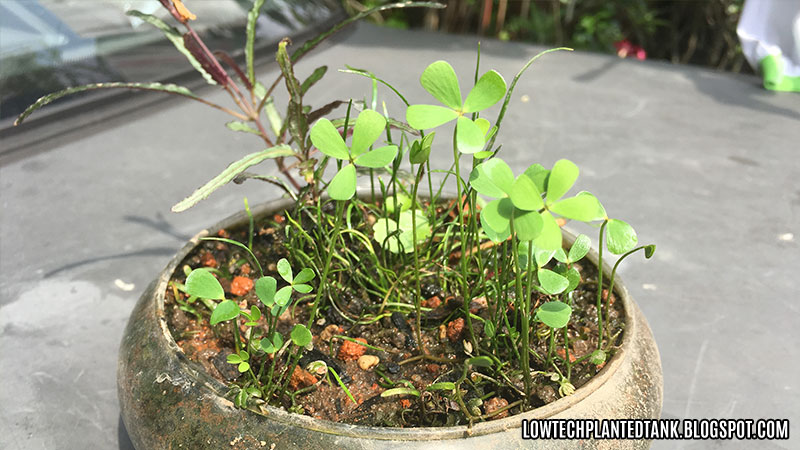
[
  {"xmin": 410, "ymin": 163, "xmax": 426, "ymax": 355},
  {"xmin": 595, "ymin": 220, "xmax": 608, "ymax": 351},
  {"xmin": 452, "ymin": 127, "xmax": 478, "ymax": 350},
  {"xmin": 307, "ymin": 200, "xmax": 344, "ymax": 328},
  {"xmin": 509, "ymin": 218, "xmax": 531, "ymax": 404}
]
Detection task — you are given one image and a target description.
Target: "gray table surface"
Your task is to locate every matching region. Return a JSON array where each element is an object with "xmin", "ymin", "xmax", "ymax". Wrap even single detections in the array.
[{"xmin": 1, "ymin": 23, "xmax": 798, "ymax": 449}]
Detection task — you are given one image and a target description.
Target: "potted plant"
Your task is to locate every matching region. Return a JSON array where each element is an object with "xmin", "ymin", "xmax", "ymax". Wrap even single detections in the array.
[{"xmin": 15, "ymin": 1, "xmax": 662, "ymax": 448}]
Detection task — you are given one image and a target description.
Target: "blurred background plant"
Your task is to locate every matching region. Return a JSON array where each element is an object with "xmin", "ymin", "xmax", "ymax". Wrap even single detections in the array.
[{"xmin": 345, "ymin": 0, "xmax": 749, "ymax": 72}]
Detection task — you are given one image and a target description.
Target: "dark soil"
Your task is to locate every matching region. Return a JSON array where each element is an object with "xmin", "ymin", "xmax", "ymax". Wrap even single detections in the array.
[{"xmin": 164, "ymin": 209, "xmax": 625, "ymax": 427}]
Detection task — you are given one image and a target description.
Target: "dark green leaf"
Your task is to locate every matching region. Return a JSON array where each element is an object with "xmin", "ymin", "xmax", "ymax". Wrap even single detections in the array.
[
  {"xmin": 420, "ymin": 60, "xmax": 462, "ymax": 109},
  {"xmin": 351, "ymin": 109, "xmax": 386, "ymax": 157},
  {"xmin": 255, "ymin": 276, "xmax": 277, "ymax": 307},
  {"xmin": 644, "ymin": 244, "xmax": 656, "ymax": 258},
  {"xmin": 463, "ymin": 70, "xmax": 506, "ymax": 113},
  {"xmin": 250, "ymin": 306, "xmax": 261, "ymax": 321},
  {"xmin": 290, "ymin": 324, "xmax": 312, "ymax": 347},
  {"xmin": 546, "ymin": 159, "xmax": 579, "ymax": 203},
  {"xmin": 172, "ymin": 145, "xmax": 294, "ymax": 212},
  {"xmin": 300, "ymin": 65, "xmax": 328, "ymax": 94},
  {"xmin": 328, "ymin": 163, "xmax": 357, "ymax": 200},
  {"xmin": 185, "ymin": 269, "xmax": 224, "ymax": 300},
  {"xmin": 406, "ymin": 104, "xmax": 458, "ymax": 129},
  {"xmin": 606, "ymin": 219, "xmax": 638, "ymax": 255},
  {"xmin": 381, "ymin": 387, "xmax": 420, "ymax": 398},
  {"xmin": 354, "ymin": 145, "xmax": 398, "ymax": 168},
  {"xmin": 210, "ymin": 300, "xmax": 240, "ymax": 325},
  {"xmin": 535, "ymin": 301, "xmax": 572, "ymax": 328},
  {"xmin": 466, "ymin": 356, "xmax": 494, "ymax": 367},
  {"xmin": 537, "ymin": 269, "xmax": 569, "ymax": 295}
]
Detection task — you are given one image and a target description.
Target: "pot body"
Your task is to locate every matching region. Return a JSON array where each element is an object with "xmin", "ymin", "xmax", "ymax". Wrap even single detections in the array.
[{"xmin": 118, "ymin": 197, "xmax": 663, "ymax": 449}]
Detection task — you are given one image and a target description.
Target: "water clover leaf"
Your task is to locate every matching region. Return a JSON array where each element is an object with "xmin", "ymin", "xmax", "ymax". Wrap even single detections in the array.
[
  {"xmin": 480, "ymin": 209, "xmax": 510, "ymax": 243},
  {"xmin": 590, "ymin": 349, "xmax": 606, "ymax": 365},
  {"xmin": 606, "ymin": 219, "xmax": 638, "ymax": 254},
  {"xmin": 546, "ymin": 159, "xmax": 579, "ymax": 204},
  {"xmin": 469, "ymin": 159, "xmax": 514, "ymax": 197},
  {"xmin": 353, "ymin": 145, "xmax": 398, "ymax": 168},
  {"xmin": 294, "ymin": 268, "xmax": 316, "ymax": 284},
  {"xmin": 455, "ymin": 116, "xmax": 487, "ymax": 154},
  {"xmin": 512, "ymin": 209, "xmax": 543, "ymax": 241},
  {"xmin": 537, "ymin": 269, "xmax": 569, "ymax": 295},
  {"xmin": 406, "ymin": 105, "xmax": 459, "ymax": 129},
  {"xmin": 185, "ymin": 268, "xmax": 225, "ymax": 300},
  {"xmin": 309, "ymin": 118, "xmax": 349, "ymax": 160},
  {"xmin": 210, "ymin": 300, "xmax": 239, "ymax": 325},
  {"xmin": 523, "ymin": 164, "xmax": 549, "ymax": 193},
  {"xmin": 293, "ymin": 284, "xmax": 313, "ymax": 294},
  {"xmin": 407, "ymin": 61, "xmax": 506, "ymax": 154},
  {"xmin": 274, "ymin": 286, "xmax": 293, "ymax": 307},
  {"xmin": 373, "ymin": 210, "xmax": 430, "ymax": 253},
  {"xmin": 565, "ymin": 267, "xmax": 581, "ymax": 293},
  {"xmin": 255, "ymin": 276, "xmax": 277, "ymax": 307},
  {"xmin": 536, "ymin": 301, "xmax": 572, "ymax": 328},
  {"xmin": 481, "ymin": 198, "xmax": 514, "ymax": 236},
  {"xmin": 568, "ymin": 234, "xmax": 591, "ymax": 262},
  {"xmin": 533, "ymin": 210, "xmax": 562, "ymax": 251},
  {"xmin": 550, "ymin": 192, "xmax": 604, "ymax": 222},
  {"xmin": 644, "ymin": 244, "xmax": 656, "ymax": 258},
  {"xmin": 351, "ymin": 109, "xmax": 387, "ymax": 157},
  {"xmin": 290, "ymin": 324, "xmax": 312, "ymax": 347},
  {"xmin": 419, "ymin": 60, "xmax": 462, "ymax": 109},
  {"xmin": 385, "ymin": 193, "xmax": 412, "ymax": 213},
  {"xmin": 463, "ymin": 70, "xmax": 506, "ymax": 113},
  {"xmin": 277, "ymin": 258, "xmax": 293, "ymax": 283},
  {"xmin": 534, "ymin": 246, "xmax": 556, "ymax": 268},
  {"xmin": 327, "ymin": 164, "xmax": 357, "ymax": 200},
  {"xmin": 510, "ymin": 174, "xmax": 544, "ymax": 211}
]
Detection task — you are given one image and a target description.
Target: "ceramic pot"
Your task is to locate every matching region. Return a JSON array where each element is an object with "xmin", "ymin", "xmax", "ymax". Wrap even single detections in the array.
[{"xmin": 118, "ymin": 196, "xmax": 663, "ymax": 449}]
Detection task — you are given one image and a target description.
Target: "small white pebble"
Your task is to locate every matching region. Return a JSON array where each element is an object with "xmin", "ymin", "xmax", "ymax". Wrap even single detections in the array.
[
  {"xmin": 642, "ymin": 284, "xmax": 657, "ymax": 291},
  {"xmin": 520, "ymin": 94, "xmax": 530, "ymax": 103},
  {"xmin": 778, "ymin": 233, "xmax": 794, "ymax": 242},
  {"xmin": 115, "ymin": 279, "xmax": 135, "ymax": 291}
]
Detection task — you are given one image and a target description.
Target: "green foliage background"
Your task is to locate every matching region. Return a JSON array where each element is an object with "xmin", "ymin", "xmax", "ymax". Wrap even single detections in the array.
[{"xmin": 346, "ymin": 0, "xmax": 749, "ymax": 73}]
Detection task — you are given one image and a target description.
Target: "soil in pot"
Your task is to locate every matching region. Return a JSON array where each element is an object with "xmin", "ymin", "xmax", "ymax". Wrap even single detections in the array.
[{"xmin": 164, "ymin": 199, "xmax": 625, "ymax": 428}]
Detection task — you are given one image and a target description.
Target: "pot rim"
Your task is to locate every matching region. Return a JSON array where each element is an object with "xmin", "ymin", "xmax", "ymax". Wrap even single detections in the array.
[{"xmin": 153, "ymin": 195, "xmax": 638, "ymax": 440}]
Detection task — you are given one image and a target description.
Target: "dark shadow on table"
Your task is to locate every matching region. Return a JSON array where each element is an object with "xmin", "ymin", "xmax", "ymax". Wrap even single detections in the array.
[
  {"xmin": 44, "ymin": 247, "xmax": 178, "ymax": 277},
  {"xmin": 118, "ymin": 416, "xmax": 134, "ymax": 450},
  {"xmin": 124, "ymin": 213, "xmax": 193, "ymax": 242}
]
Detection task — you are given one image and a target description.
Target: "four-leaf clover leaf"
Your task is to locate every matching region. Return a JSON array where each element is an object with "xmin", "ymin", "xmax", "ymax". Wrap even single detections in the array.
[
  {"xmin": 310, "ymin": 109, "xmax": 398, "ymax": 200},
  {"xmin": 406, "ymin": 61, "xmax": 506, "ymax": 154}
]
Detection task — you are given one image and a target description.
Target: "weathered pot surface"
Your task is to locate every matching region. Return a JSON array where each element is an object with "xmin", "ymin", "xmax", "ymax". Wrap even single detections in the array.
[{"xmin": 118, "ymin": 196, "xmax": 663, "ymax": 449}]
